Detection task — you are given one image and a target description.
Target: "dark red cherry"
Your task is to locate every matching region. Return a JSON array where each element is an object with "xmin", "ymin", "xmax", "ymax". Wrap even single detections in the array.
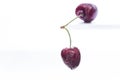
[
  {"xmin": 75, "ymin": 3, "xmax": 98, "ymax": 23},
  {"xmin": 61, "ymin": 47, "xmax": 81, "ymax": 69}
]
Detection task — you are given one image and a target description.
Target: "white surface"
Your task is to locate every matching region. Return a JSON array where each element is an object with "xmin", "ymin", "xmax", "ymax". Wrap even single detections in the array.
[{"xmin": 0, "ymin": 0, "xmax": 120, "ymax": 80}]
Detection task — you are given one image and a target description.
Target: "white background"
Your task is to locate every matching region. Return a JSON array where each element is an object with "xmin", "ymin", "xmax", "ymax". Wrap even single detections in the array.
[{"xmin": 0, "ymin": 0, "xmax": 120, "ymax": 80}]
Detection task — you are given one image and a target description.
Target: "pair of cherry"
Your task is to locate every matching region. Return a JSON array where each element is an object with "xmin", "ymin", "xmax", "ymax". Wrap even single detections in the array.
[{"xmin": 60, "ymin": 3, "xmax": 98, "ymax": 70}]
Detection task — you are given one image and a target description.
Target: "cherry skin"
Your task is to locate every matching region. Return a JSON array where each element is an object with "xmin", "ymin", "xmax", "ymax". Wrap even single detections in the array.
[
  {"xmin": 75, "ymin": 3, "xmax": 98, "ymax": 23},
  {"xmin": 61, "ymin": 47, "xmax": 81, "ymax": 69}
]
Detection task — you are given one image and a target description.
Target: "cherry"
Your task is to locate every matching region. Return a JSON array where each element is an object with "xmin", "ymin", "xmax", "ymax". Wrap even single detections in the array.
[
  {"xmin": 60, "ymin": 25, "xmax": 81, "ymax": 70},
  {"xmin": 75, "ymin": 3, "xmax": 98, "ymax": 23},
  {"xmin": 61, "ymin": 47, "xmax": 81, "ymax": 69},
  {"xmin": 60, "ymin": 3, "xmax": 97, "ymax": 28}
]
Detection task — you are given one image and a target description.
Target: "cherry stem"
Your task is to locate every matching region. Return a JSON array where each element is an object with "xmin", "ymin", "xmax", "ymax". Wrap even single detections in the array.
[
  {"xmin": 61, "ymin": 16, "xmax": 79, "ymax": 29},
  {"xmin": 61, "ymin": 27, "xmax": 72, "ymax": 48},
  {"xmin": 60, "ymin": 15, "xmax": 82, "ymax": 48},
  {"xmin": 65, "ymin": 28, "xmax": 72, "ymax": 48}
]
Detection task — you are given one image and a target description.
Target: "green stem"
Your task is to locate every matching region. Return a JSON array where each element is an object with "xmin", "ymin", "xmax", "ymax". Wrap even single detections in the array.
[
  {"xmin": 64, "ymin": 16, "xmax": 79, "ymax": 27},
  {"xmin": 64, "ymin": 28, "xmax": 72, "ymax": 48},
  {"xmin": 61, "ymin": 16, "xmax": 79, "ymax": 28},
  {"xmin": 60, "ymin": 15, "xmax": 82, "ymax": 48}
]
